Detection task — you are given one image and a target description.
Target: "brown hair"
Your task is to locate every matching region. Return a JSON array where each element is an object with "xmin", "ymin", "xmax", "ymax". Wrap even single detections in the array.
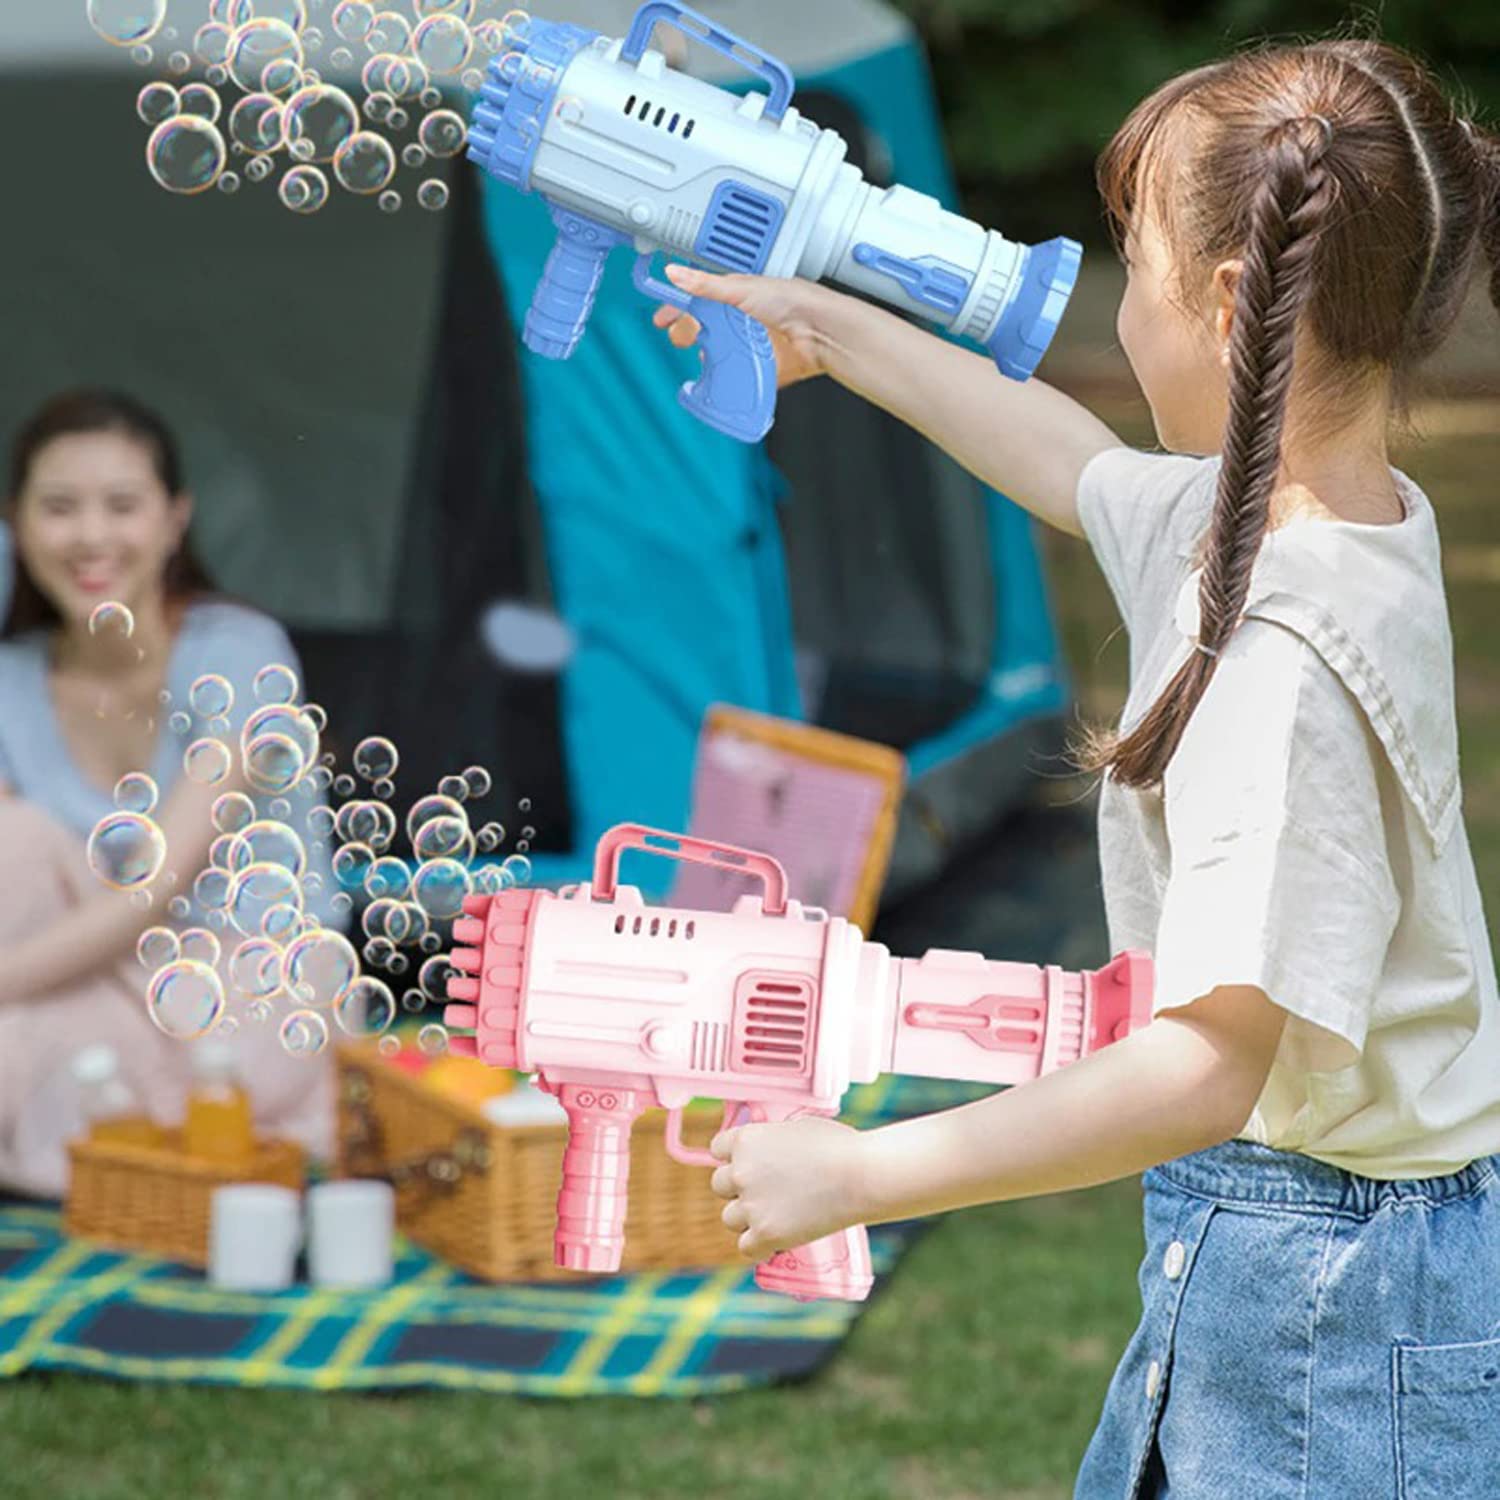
[
  {"xmin": 3, "ymin": 389, "xmax": 216, "ymax": 638},
  {"xmin": 1072, "ymin": 39, "xmax": 1500, "ymax": 790}
]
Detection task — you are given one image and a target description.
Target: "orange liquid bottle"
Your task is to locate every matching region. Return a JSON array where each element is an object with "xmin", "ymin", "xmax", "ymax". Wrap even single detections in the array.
[
  {"xmin": 72, "ymin": 1044, "xmax": 161, "ymax": 1149},
  {"xmin": 184, "ymin": 1040, "xmax": 254, "ymax": 1167}
]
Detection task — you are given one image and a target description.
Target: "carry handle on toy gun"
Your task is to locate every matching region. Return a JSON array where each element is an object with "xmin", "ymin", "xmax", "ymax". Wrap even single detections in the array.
[
  {"xmin": 466, "ymin": 1, "xmax": 1083, "ymax": 443},
  {"xmin": 443, "ymin": 824, "xmax": 1153, "ymax": 1303}
]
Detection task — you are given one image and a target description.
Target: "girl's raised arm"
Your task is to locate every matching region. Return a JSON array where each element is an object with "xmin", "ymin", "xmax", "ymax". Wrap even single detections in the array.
[{"xmin": 657, "ymin": 265, "xmax": 1122, "ymax": 539}]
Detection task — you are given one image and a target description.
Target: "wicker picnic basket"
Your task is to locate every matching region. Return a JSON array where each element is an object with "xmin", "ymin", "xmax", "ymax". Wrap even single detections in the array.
[
  {"xmin": 335, "ymin": 1043, "xmax": 742, "ymax": 1282},
  {"xmin": 64, "ymin": 1131, "xmax": 305, "ymax": 1268}
]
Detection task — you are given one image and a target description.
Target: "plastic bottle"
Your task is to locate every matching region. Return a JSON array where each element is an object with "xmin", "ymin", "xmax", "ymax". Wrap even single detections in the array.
[
  {"xmin": 72, "ymin": 1045, "xmax": 160, "ymax": 1149},
  {"xmin": 183, "ymin": 1039, "xmax": 254, "ymax": 1166}
]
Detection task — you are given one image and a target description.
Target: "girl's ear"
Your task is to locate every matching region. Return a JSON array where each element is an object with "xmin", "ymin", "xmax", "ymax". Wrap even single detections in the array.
[
  {"xmin": 168, "ymin": 491, "xmax": 194, "ymax": 552},
  {"xmin": 1212, "ymin": 258, "xmax": 1243, "ymax": 369}
]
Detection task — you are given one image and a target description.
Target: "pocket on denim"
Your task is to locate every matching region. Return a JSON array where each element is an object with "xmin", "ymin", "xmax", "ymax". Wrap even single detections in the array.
[{"xmin": 1392, "ymin": 1334, "xmax": 1500, "ymax": 1500}]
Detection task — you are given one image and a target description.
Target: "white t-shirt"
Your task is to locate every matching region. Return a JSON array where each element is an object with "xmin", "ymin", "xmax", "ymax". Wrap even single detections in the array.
[{"xmin": 1077, "ymin": 446, "xmax": 1500, "ymax": 1179}]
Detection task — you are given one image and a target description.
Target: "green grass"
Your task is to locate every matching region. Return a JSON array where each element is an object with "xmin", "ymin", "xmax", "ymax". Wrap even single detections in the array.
[{"xmin": 4, "ymin": 395, "xmax": 1496, "ymax": 1500}]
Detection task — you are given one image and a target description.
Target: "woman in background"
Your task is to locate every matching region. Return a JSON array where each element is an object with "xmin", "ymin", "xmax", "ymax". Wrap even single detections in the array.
[{"xmin": 0, "ymin": 390, "xmax": 335, "ymax": 1196}]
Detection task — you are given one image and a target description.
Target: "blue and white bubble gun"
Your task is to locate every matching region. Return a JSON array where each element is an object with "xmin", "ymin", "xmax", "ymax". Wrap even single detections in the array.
[{"xmin": 467, "ymin": 1, "xmax": 1082, "ymax": 443}]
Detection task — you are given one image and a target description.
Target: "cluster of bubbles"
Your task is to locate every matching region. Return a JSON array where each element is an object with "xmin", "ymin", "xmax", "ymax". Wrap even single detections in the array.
[
  {"xmin": 87, "ymin": 1, "xmax": 535, "ymax": 213},
  {"xmin": 85, "ymin": 600, "xmax": 537, "ymax": 1062}
]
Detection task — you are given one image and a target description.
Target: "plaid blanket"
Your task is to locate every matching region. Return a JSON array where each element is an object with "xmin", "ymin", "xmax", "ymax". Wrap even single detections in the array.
[{"xmin": 0, "ymin": 1077, "xmax": 992, "ymax": 1397}]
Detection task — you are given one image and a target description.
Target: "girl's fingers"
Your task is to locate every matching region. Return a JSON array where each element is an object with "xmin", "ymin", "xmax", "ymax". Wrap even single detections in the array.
[{"xmin": 664, "ymin": 263, "xmax": 750, "ymax": 306}]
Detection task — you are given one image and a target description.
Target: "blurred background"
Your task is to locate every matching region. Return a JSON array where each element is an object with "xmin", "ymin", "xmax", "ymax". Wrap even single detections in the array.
[{"xmin": 1, "ymin": 2, "xmax": 1497, "ymax": 1496}]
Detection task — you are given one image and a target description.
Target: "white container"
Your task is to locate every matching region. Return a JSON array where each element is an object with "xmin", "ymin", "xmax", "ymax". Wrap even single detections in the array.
[
  {"xmin": 306, "ymin": 1180, "xmax": 395, "ymax": 1289},
  {"xmin": 209, "ymin": 1184, "xmax": 302, "ymax": 1291}
]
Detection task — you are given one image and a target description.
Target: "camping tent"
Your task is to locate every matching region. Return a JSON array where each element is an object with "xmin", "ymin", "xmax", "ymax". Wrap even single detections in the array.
[{"xmin": 0, "ymin": 0, "xmax": 1074, "ymax": 933}]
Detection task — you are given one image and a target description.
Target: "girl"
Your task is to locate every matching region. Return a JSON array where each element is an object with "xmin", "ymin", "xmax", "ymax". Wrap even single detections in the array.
[
  {"xmin": 656, "ymin": 38, "xmax": 1500, "ymax": 1497},
  {"xmin": 0, "ymin": 390, "xmax": 337, "ymax": 1197}
]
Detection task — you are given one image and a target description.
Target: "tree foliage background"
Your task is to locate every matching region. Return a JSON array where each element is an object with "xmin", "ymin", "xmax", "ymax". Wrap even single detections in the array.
[{"xmin": 890, "ymin": 0, "xmax": 1500, "ymax": 242}]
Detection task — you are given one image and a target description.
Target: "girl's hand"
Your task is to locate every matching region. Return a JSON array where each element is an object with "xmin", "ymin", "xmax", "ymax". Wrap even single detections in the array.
[
  {"xmin": 709, "ymin": 1115, "xmax": 868, "ymax": 1260},
  {"xmin": 652, "ymin": 265, "xmax": 844, "ymax": 390}
]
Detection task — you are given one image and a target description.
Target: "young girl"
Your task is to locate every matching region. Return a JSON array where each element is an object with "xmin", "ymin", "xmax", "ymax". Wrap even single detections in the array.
[
  {"xmin": 0, "ymin": 391, "xmax": 338, "ymax": 1196},
  {"xmin": 656, "ymin": 38, "xmax": 1500, "ymax": 1496}
]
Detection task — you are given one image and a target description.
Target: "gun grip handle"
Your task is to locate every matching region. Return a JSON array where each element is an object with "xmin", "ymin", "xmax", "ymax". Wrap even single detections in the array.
[
  {"xmin": 754, "ymin": 1226, "xmax": 873, "ymax": 1303},
  {"xmin": 678, "ymin": 297, "xmax": 778, "ymax": 443},
  {"xmin": 554, "ymin": 1082, "xmax": 649, "ymax": 1274}
]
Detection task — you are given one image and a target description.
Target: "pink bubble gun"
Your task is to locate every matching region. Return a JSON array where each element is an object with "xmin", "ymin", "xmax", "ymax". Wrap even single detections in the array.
[{"xmin": 444, "ymin": 824, "xmax": 1153, "ymax": 1302}]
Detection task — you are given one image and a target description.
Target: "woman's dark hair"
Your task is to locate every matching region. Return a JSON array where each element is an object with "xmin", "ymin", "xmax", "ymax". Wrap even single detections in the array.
[
  {"xmin": 1071, "ymin": 38, "xmax": 1500, "ymax": 790},
  {"xmin": 3, "ymin": 389, "xmax": 216, "ymax": 637}
]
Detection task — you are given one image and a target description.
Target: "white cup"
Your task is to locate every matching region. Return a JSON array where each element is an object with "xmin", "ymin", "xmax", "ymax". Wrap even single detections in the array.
[
  {"xmin": 306, "ymin": 1180, "xmax": 396, "ymax": 1289},
  {"xmin": 209, "ymin": 1184, "xmax": 302, "ymax": 1291}
]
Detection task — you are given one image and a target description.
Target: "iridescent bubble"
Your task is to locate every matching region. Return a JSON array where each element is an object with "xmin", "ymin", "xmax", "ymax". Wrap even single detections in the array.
[
  {"xmin": 383, "ymin": 901, "xmax": 426, "ymax": 946},
  {"xmin": 385, "ymin": 56, "xmax": 430, "ymax": 100},
  {"xmin": 218, "ymin": 1015, "xmax": 240, "ymax": 1037},
  {"xmin": 228, "ymin": 19, "xmax": 303, "ymax": 96},
  {"xmin": 114, "ymin": 772, "xmax": 158, "ymax": 816},
  {"xmin": 209, "ymin": 834, "xmax": 239, "ymax": 871},
  {"xmin": 330, "ymin": 45, "xmax": 354, "ymax": 69},
  {"xmin": 168, "ymin": 895, "xmax": 192, "ymax": 920},
  {"xmin": 332, "ymin": 841, "xmax": 374, "ymax": 889},
  {"xmin": 280, "ymin": 163, "xmax": 331, "ymax": 213},
  {"xmin": 263, "ymin": 57, "xmax": 303, "ymax": 93},
  {"xmin": 406, "ymin": 793, "xmax": 466, "ymax": 846},
  {"xmin": 516, "ymin": 840, "xmax": 530, "ymax": 854},
  {"xmin": 413, "ymin": 814, "xmax": 471, "ymax": 863},
  {"xmin": 331, "ymin": 891, "xmax": 353, "ymax": 917},
  {"xmin": 147, "ymin": 116, "xmax": 227, "ymax": 194},
  {"xmin": 229, "ymin": 862, "xmax": 303, "ymax": 937},
  {"xmin": 366, "ymin": 11, "xmax": 412, "ymax": 53},
  {"xmin": 247, "ymin": 998, "xmax": 273, "ymax": 1023},
  {"xmin": 353, "ymin": 736, "xmax": 398, "ymax": 782},
  {"xmin": 244, "ymin": 731, "xmax": 304, "ymax": 791},
  {"xmin": 412, "ymin": 858, "xmax": 471, "ymax": 920},
  {"xmin": 254, "ymin": 663, "xmax": 300, "ymax": 705},
  {"xmin": 178, "ymin": 83, "xmax": 223, "ymax": 123},
  {"xmin": 363, "ymin": 936, "xmax": 396, "ymax": 968},
  {"xmin": 365, "ymin": 802, "xmax": 398, "ymax": 850},
  {"xmin": 331, "ymin": 132, "xmax": 396, "ymax": 193},
  {"xmin": 416, "ymin": 178, "xmax": 449, "ymax": 212},
  {"xmin": 361, "ymin": 897, "xmax": 399, "ymax": 941},
  {"xmin": 475, "ymin": 821, "xmax": 504, "ymax": 853},
  {"xmin": 282, "ymin": 927, "xmax": 358, "ymax": 1007},
  {"xmin": 89, "ymin": 600, "xmax": 135, "ymax": 638},
  {"xmin": 412, "ymin": 13, "xmax": 471, "ymax": 74},
  {"xmin": 184, "ymin": 737, "xmax": 232, "ymax": 786},
  {"xmin": 372, "ymin": 777, "xmax": 396, "ymax": 800},
  {"xmin": 362, "ymin": 89, "xmax": 393, "ymax": 123},
  {"xmin": 194, "ymin": 20, "xmax": 234, "ymax": 65},
  {"xmin": 269, "ymin": 798, "xmax": 292, "ymax": 819},
  {"xmin": 193, "ymin": 867, "xmax": 232, "ymax": 911},
  {"xmin": 502, "ymin": 852, "xmax": 532, "ymax": 886},
  {"xmin": 418, "ymin": 108, "xmax": 467, "ymax": 159},
  {"xmin": 414, "ymin": 0, "xmax": 475, "ymax": 16},
  {"xmin": 402, "ymin": 987, "xmax": 427, "ymax": 1012},
  {"xmin": 378, "ymin": 1034, "xmax": 401, "ymax": 1056},
  {"xmin": 207, "ymin": 909, "xmax": 229, "ymax": 931},
  {"xmin": 218, "ymin": 171, "xmax": 242, "ymax": 194},
  {"xmin": 333, "ymin": 773, "xmax": 356, "ymax": 797},
  {"xmin": 304, "ymin": 26, "xmax": 324, "ymax": 52},
  {"xmin": 261, "ymin": 902, "xmax": 304, "ymax": 943},
  {"xmin": 212, "ymin": 791, "xmax": 256, "ymax": 834},
  {"xmin": 228, "ymin": 819, "xmax": 307, "ymax": 878},
  {"xmin": 168, "ymin": 49, "xmax": 192, "ymax": 75},
  {"xmin": 364, "ymin": 856, "xmax": 410, "ymax": 900},
  {"xmin": 168, "ymin": 710, "xmax": 193, "ymax": 736},
  {"xmin": 137, "ymin": 82, "xmax": 180, "ymax": 126},
  {"xmin": 133, "ymin": 43, "xmax": 154, "ymax": 66},
  {"xmin": 387, "ymin": 106, "xmax": 408, "ymax": 130},
  {"xmin": 307, "ymin": 805, "xmax": 336, "ymax": 840},
  {"xmin": 419, "ymin": 86, "xmax": 442, "ymax": 110},
  {"xmin": 280, "ymin": 1008, "xmax": 330, "ymax": 1057},
  {"xmin": 229, "ymin": 92, "xmax": 284, "ymax": 152},
  {"xmin": 242, "ymin": 703, "xmax": 318, "ymax": 784},
  {"xmin": 282, "ymin": 82, "xmax": 359, "ymax": 162},
  {"xmin": 148, "ymin": 960, "xmax": 226, "ymax": 1040},
  {"xmin": 87, "ymin": 812, "xmax": 166, "ymax": 890},
  {"xmin": 378, "ymin": 189, "xmax": 402, "ymax": 214},
  {"xmin": 388, "ymin": 951, "xmax": 409, "ymax": 975},
  {"xmin": 88, "ymin": 0, "xmax": 168, "ymax": 47},
  {"xmin": 207, "ymin": 63, "xmax": 229, "ymax": 85},
  {"xmin": 230, "ymin": 936, "xmax": 283, "ymax": 998},
  {"xmin": 253, "ymin": 0, "xmax": 309, "ymax": 28},
  {"xmin": 137, "ymin": 926, "xmax": 179, "ymax": 969},
  {"xmin": 335, "ymin": 975, "xmax": 396, "ymax": 1037},
  {"xmin": 417, "ymin": 1023, "xmax": 449, "ymax": 1056},
  {"xmin": 190, "ymin": 673, "xmax": 233, "ymax": 719},
  {"xmin": 179, "ymin": 927, "xmax": 222, "ymax": 966},
  {"xmin": 209, "ymin": 0, "xmax": 254, "ymax": 23},
  {"xmin": 361, "ymin": 52, "xmax": 397, "ymax": 96},
  {"xmin": 402, "ymin": 142, "xmax": 427, "ymax": 169},
  {"xmin": 247, "ymin": 152, "xmax": 276, "ymax": 182},
  {"xmin": 331, "ymin": 1, "xmax": 374, "ymax": 42},
  {"xmin": 303, "ymin": 704, "xmax": 328, "ymax": 732}
]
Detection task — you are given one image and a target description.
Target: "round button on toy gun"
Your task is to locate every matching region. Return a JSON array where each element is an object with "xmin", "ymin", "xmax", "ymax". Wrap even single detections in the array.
[
  {"xmin": 466, "ymin": 1, "xmax": 1083, "ymax": 443},
  {"xmin": 444, "ymin": 824, "xmax": 1153, "ymax": 1303}
]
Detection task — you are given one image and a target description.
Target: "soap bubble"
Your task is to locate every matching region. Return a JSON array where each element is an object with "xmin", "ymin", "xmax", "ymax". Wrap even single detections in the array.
[
  {"xmin": 378, "ymin": 189, "xmax": 402, "ymax": 213},
  {"xmin": 190, "ymin": 673, "xmax": 234, "ymax": 719},
  {"xmin": 89, "ymin": 600, "xmax": 135, "ymax": 638},
  {"xmin": 246, "ymin": 152, "xmax": 276, "ymax": 182},
  {"xmin": 283, "ymin": 928, "xmax": 358, "ymax": 1007},
  {"xmin": 207, "ymin": 834, "xmax": 238, "ymax": 871},
  {"xmin": 242, "ymin": 703, "xmax": 319, "ymax": 786},
  {"xmin": 88, "ymin": 0, "xmax": 168, "ymax": 47},
  {"xmin": 364, "ymin": 856, "xmax": 410, "ymax": 900},
  {"xmin": 385, "ymin": 55, "xmax": 430, "ymax": 100},
  {"xmin": 417, "ymin": 108, "xmax": 467, "ymax": 160},
  {"xmin": 168, "ymin": 895, "xmax": 191, "ymax": 920},
  {"xmin": 88, "ymin": 813, "xmax": 166, "ymax": 890},
  {"xmin": 417, "ymin": 179, "xmax": 450, "ymax": 212},
  {"xmin": 388, "ymin": 106, "xmax": 409, "ymax": 130},
  {"xmin": 335, "ymin": 975, "xmax": 396, "ymax": 1037},
  {"xmin": 229, "ymin": 862, "xmax": 303, "ymax": 937},
  {"xmin": 384, "ymin": 901, "xmax": 426, "ymax": 945},
  {"xmin": 306, "ymin": 805, "xmax": 336, "ymax": 840},
  {"xmin": 133, "ymin": 44, "xmax": 154, "ymax": 66},
  {"xmin": 333, "ymin": 773, "xmax": 356, "ymax": 797},
  {"xmin": 261, "ymin": 902, "xmax": 305, "ymax": 943},
  {"xmin": 230, "ymin": 936, "xmax": 282, "ymax": 998},
  {"xmin": 114, "ymin": 772, "xmax": 158, "ymax": 816},
  {"xmin": 503, "ymin": 853, "xmax": 532, "ymax": 885},
  {"xmin": 184, "ymin": 737, "xmax": 232, "ymax": 785},
  {"xmin": 193, "ymin": 867, "xmax": 232, "ymax": 911},
  {"xmin": 402, "ymin": 142, "xmax": 427, "ymax": 168},
  {"xmin": 212, "ymin": 791, "xmax": 256, "ymax": 835},
  {"xmin": 363, "ymin": 935, "xmax": 396, "ymax": 968},
  {"xmin": 147, "ymin": 116, "xmax": 227, "ymax": 194},
  {"xmin": 353, "ymin": 736, "xmax": 399, "ymax": 782},
  {"xmin": 282, "ymin": 83, "xmax": 359, "ymax": 162},
  {"xmin": 280, "ymin": 1008, "xmax": 329, "ymax": 1057},
  {"xmin": 179, "ymin": 928, "xmax": 220, "ymax": 967},
  {"xmin": 361, "ymin": 898, "xmax": 398, "ymax": 941},
  {"xmin": 414, "ymin": 815, "xmax": 471, "ymax": 863},
  {"xmin": 253, "ymin": 0, "xmax": 309, "ymax": 28},
  {"xmin": 229, "ymin": 92, "xmax": 285, "ymax": 152},
  {"xmin": 414, "ymin": 0, "xmax": 476, "ymax": 16},
  {"xmin": 168, "ymin": 710, "xmax": 192, "ymax": 736},
  {"xmin": 168, "ymin": 49, "xmax": 191, "ymax": 75},
  {"xmin": 330, "ymin": 44, "xmax": 354, "ymax": 69},
  {"xmin": 331, "ymin": 1, "xmax": 374, "ymax": 42},
  {"xmin": 148, "ymin": 960, "xmax": 225, "ymax": 1040},
  {"xmin": 228, "ymin": 819, "xmax": 307, "ymax": 878},
  {"xmin": 137, "ymin": 82, "xmax": 180, "ymax": 126},
  {"xmin": 210, "ymin": 0, "xmax": 255, "ymax": 22},
  {"xmin": 178, "ymin": 84, "xmax": 223, "ymax": 123},
  {"xmin": 362, "ymin": 89, "xmax": 393, "ymax": 122},
  {"xmin": 419, "ymin": 85, "xmax": 442, "ymax": 109},
  {"xmin": 412, "ymin": 858, "xmax": 471, "ymax": 920},
  {"xmin": 361, "ymin": 52, "xmax": 397, "ymax": 95},
  {"xmin": 194, "ymin": 20, "xmax": 234, "ymax": 65},
  {"xmin": 253, "ymin": 663, "xmax": 299, "ymax": 705},
  {"xmin": 218, "ymin": 171, "xmax": 242, "ymax": 194},
  {"xmin": 413, "ymin": 14, "xmax": 472, "ymax": 74},
  {"xmin": 332, "ymin": 841, "xmax": 374, "ymax": 889},
  {"xmin": 303, "ymin": 25, "xmax": 324, "ymax": 52},
  {"xmin": 279, "ymin": 163, "xmax": 331, "ymax": 213},
  {"xmin": 228, "ymin": 19, "xmax": 303, "ymax": 96},
  {"xmin": 137, "ymin": 926, "xmax": 179, "ymax": 969},
  {"xmin": 247, "ymin": 998, "xmax": 273, "ymax": 1023},
  {"xmin": 378, "ymin": 1034, "xmax": 401, "ymax": 1056},
  {"xmin": 417, "ymin": 954, "xmax": 452, "ymax": 1000},
  {"xmin": 417, "ymin": 1023, "xmax": 449, "ymax": 1056},
  {"xmin": 365, "ymin": 803, "xmax": 398, "ymax": 850},
  {"xmin": 336, "ymin": 799, "xmax": 379, "ymax": 844},
  {"xmin": 402, "ymin": 987, "xmax": 427, "ymax": 1012},
  {"xmin": 406, "ymin": 793, "xmax": 466, "ymax": 847},
  {"xmin": 366, "ymin": 11, "xmax": 412, "ymax": 53}
]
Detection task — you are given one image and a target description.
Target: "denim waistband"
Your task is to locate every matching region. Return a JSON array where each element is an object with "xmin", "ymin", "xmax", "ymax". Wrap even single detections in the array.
[{"xmin": 1150, "ymin": 1137, "xmax": 1499, "ymax": 1217}]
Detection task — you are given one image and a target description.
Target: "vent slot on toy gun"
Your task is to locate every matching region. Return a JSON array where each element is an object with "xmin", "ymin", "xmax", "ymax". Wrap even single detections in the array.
[
  {"xmin": 732, "ymin": 971, "xmax": 815, "ymax": 1073},
  {"xmin": 695, "ymin": 182, "xmax": 786, "ymax": 274}
]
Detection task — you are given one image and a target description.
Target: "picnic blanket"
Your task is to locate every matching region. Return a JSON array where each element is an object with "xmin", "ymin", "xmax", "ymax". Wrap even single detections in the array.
[{"xmin": 0, "ymin": 1076, "xmax": 993, "ymax": 1397}]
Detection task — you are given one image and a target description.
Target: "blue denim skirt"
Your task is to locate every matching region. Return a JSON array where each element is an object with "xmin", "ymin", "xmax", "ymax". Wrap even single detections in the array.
[{"xmin": 1074, "ymin": 1137, "xmax": 1500, "ymax": 1499}]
